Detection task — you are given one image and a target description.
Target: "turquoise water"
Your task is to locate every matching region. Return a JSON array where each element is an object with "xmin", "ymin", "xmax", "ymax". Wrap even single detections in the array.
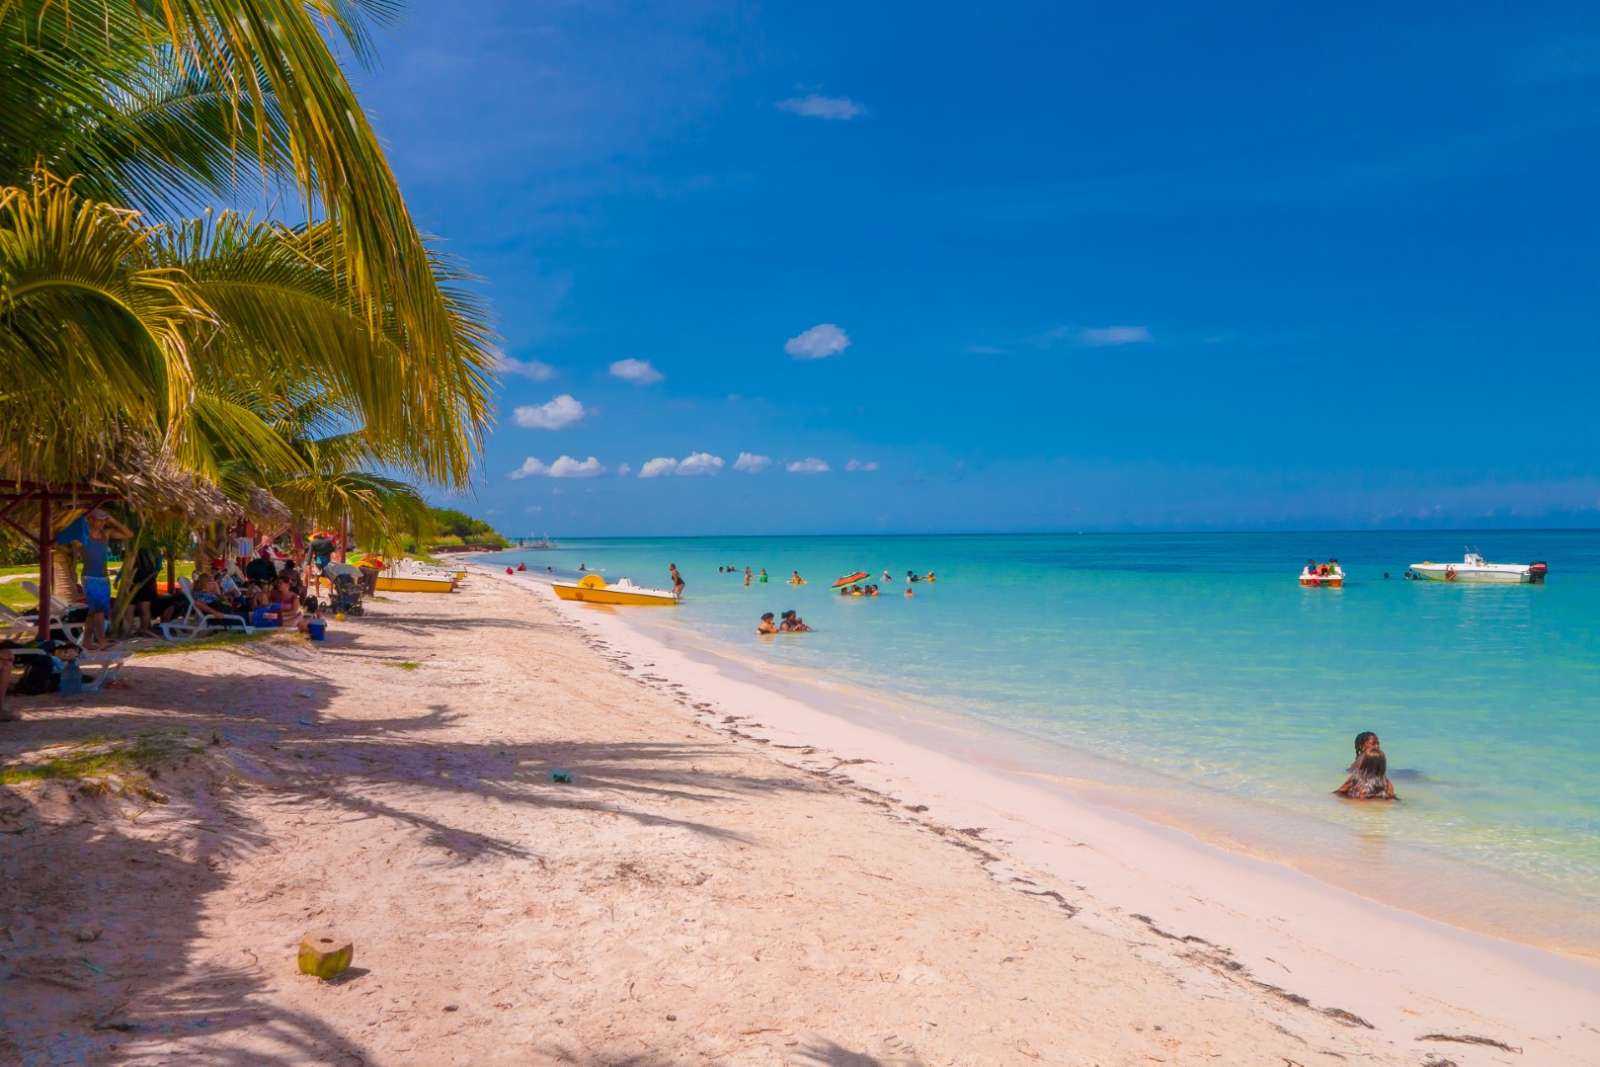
[{"xmin": 490, "ymin": 532, "xmax": 1600, "ymax": 947}]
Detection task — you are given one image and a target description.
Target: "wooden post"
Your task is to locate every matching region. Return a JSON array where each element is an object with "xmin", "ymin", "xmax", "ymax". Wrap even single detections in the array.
[{"xmin": 36, "ymin": 494, "xmax": 52, "ymax": 642}]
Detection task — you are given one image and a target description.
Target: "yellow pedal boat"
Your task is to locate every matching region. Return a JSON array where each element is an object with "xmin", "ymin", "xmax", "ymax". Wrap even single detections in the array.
[
  {"xmin": 551, "ymin": 574, "xmax": 679, "ymax": 606},
  {"xmin": 375, "ymin": 574, "xmax": 456, "ymax": 594}
]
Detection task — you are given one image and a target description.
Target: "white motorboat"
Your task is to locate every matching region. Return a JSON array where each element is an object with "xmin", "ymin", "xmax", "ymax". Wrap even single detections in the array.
[{"xmin": 1407, "ymin": 552, "xmax": 1548, "ymax": 584}]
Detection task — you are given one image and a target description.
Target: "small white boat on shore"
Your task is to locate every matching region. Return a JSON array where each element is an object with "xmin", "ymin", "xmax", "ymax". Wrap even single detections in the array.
[{"xmin": 1407, "ymin": 552, "xmax": 1548, "ymax": 584}]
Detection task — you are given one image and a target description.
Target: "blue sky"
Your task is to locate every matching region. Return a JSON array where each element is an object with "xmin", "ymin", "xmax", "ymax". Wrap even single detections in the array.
[{"xmin": 349, "ymin": 2, "xmax": 1598, "ymax": 534}]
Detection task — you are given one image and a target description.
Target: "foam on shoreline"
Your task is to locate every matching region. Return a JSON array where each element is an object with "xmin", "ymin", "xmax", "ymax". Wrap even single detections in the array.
[{"xmin": 482, "ymin": 564, "xmax": 1600, "ymax": 1057}]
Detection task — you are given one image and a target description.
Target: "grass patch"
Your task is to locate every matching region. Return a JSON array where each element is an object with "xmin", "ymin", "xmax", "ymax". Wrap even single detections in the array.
[
  {"xmin": 388, "ymin": 660, "xmax": 421, "ymax": 671},
  {"xmin": 133, "ymin": 631, "xmax": 274, "ymax": 657},
  {"xmin": 0, "ymin": 731, "xmax": 198, "ymax": 786}
]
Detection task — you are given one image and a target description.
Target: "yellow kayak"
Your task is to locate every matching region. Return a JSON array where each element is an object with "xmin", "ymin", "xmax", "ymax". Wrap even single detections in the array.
[{"xmin": 551, "ymin": 574, "xmax": 679, "ymax": 606}]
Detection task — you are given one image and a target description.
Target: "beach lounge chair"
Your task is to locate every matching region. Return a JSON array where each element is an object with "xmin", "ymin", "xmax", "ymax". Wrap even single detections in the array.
[
  {"xmin": 0, "ymin": 602, "xmax": 38, "ymax": 643},
  {"xmin": 18, "ymin": 582, "xmax": 86, "ymax": 646},
  {"xmin": 8, "ymin": 647, "xmax": 130, "ymax": 693},
  {"xmin": 159, "ymin": 578, "xmax": 253, "ymax": 640}
]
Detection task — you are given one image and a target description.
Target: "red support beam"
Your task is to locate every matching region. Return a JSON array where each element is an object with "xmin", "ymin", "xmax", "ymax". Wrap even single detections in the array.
[{"xmin": 36, "ymin": 496, "xmax": 52, "ymax": 642}]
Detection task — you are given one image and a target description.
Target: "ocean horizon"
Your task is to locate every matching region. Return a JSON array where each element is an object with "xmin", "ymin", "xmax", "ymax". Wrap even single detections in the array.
[{"xmin": 488, "ymin": 529, "xmax": 1600, "ymax": 955}]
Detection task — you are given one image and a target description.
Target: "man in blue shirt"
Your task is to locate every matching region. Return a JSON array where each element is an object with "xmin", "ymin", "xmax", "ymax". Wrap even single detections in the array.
[{"xmin": 56, "ymin": 507, "xmax": 132, "ymax": 650}]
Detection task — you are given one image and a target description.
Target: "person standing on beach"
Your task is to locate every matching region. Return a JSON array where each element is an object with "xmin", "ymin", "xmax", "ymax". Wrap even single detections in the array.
[
  {"xmin": 57, "ymin": 508, "xmax": 132, "ymax": 650},
  {"xmin": 669, "ymin": 563, "xmax": 684, "ymax": 598}
]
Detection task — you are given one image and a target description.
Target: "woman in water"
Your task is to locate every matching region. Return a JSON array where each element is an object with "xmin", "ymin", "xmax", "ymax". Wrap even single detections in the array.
[
  {"xmin": 1334, "ymin": 731, "xmax": 1397, "ymax": 800},
  {"xmin": 756, "ymin": 612, "xmax": 777, "ymax": 634}
]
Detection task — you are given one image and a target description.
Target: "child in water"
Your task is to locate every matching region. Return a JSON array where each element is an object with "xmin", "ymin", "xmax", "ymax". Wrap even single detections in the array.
[{"xmin": 1334, "ymin": 731, "xmax": 1397, "ymax": 800}]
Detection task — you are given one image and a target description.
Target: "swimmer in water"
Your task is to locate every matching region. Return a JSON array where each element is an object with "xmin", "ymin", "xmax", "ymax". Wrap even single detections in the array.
[
  {"xmin": 744, "ymin": 566, "xmax": 753, "ymax": 586},
  {"xmin": 759, "ymin": 568, "xmax": 769, "ymax": 583},
  {"xmin": 1334, "ymin": 731, "xmax": 1397, "ymax": 800},
  {"xmin": 756, "ymin": 612, "xmax": 777, "ymax": 635}
]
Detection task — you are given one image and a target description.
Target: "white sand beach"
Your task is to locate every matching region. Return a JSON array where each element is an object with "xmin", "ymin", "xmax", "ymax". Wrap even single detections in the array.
[{"xmin": 1, "ymin": 573, "xmax": 1595, "ymax": 1065}]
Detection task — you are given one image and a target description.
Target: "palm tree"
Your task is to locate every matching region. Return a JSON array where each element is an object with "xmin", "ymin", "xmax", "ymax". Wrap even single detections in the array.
[{"xmin": 0, "ymin": 1, "xmax": 495, "ymax": 489}]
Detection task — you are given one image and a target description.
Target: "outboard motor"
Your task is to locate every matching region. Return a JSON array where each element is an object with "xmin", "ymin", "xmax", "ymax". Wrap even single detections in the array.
[{"xmin": 1529, "ymin": 561, "xmax": 1549, "ymax": 583}]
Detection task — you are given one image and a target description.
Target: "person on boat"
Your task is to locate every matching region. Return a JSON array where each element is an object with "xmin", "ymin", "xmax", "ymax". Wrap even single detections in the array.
[
  {"xmin": 1327, "ymin": 558, "xmax": 1342, "ymax": 576},
  {"xmin": 669, "ymin": 563, "xmax": 684, "ymax": 598},
  {"xmin": 1334, "ymin": 732, "xmax": 1397, "ymax": 801},
  {"xmin": 756, "ymin": 612, "xmax": 778, "ymax": 635},
  {"xmin": 1302, "ymin": 560, "xmax": 1318, "ymax": 578}
]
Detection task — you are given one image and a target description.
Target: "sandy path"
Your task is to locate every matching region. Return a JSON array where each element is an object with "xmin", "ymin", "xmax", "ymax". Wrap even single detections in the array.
[{"xmin": 0, "ymin": 578, "xmax": 1553, "ymax": 1065}]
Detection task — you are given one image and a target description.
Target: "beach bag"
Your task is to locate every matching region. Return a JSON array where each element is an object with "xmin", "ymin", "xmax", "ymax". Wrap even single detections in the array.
[{"xmin": 12, "ymin": 654, "xmax": 58, "ymax": 695}]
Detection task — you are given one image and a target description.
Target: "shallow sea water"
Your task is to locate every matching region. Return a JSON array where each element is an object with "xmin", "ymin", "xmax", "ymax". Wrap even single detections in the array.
[{"xmin": 490, "ymin": 531, "xmax": 1600, "ymax": 951}]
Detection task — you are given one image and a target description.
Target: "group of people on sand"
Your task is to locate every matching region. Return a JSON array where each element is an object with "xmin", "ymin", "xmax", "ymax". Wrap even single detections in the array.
[{"xmin": 756, "ymin": 610, "xmax": 810, "ymax": 634}]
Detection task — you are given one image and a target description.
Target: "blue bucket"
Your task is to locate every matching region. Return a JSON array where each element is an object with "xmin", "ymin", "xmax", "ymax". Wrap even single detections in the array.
[{"xmin": 307, "ymin": 619, "xmax": 327, "ymax": 642}]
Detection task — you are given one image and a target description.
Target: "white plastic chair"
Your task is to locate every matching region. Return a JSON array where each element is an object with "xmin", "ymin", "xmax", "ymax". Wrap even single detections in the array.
[
  {"xmin": 9, "ymin": 647, "xmax": 129, "ymax": 693},
  {"xmin": 18, "ymin": 581, "xmax": 85, "ymax": 646},
  {"xmin": 159, "ymin": 577, "xmax": 253, "ymax": 640},
  {"xmin": 0, "ymin": 602, "xmax": 37, "ymax": 643}
]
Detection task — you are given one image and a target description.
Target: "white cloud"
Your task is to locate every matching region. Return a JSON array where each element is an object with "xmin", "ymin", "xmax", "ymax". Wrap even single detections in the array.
[
  {"xmin": 494, "ymin": 351, "xmax": 557, "ymax": 381},
  {"xmin": 616, "ymin": 462, "xmax": 633, "ymax": 477},
  {"xmin": 1078, "ymin": 325, "xmax": 1151, "ymax": 347},
  {"xmin": 785, "ymin": 323, "xmax": 850, "ymax": 360},
  {"xmin": 512, "ymin": 394, "xmax": 587, "ymax": 430},
  {"xmin": 845, "ymin": 459, "xmax": 879, "ymax": 472},
  {"xmin": 638, "ymin": 452, "xmax": 726, "ymax": 478},
  {"xmin": 777, "ymin": 94, "xmax": 864, "ymax": 120},
  {"xmin": 786, "ymin": 457, "xmax": 831, "ymax": 474},
  {"xmin": 609, "ymin": 358, "xmax": 663, "ymax": 385},
  {"xmin": 676, "ymin": 451, "xmax": 725, "ymax": 476},
  {"xmin": 508, "ymin": 455, "xmax": 605, "ymax": 480},
  {"xmin": 733, "ymin": 452, "xmax": 772, "ymax": 473}
]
